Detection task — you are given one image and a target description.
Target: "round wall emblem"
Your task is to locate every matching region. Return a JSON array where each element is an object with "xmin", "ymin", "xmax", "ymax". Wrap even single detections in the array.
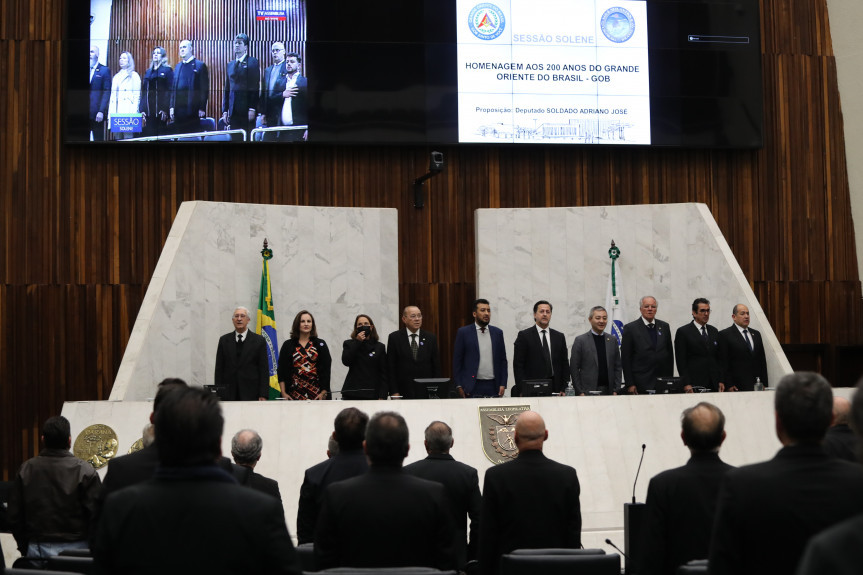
[
  {"xmin": 469, "ymin": 3, "xmax": 506, "ymax": 41},
  {"xmin": 600, "ymin": 7, "xmax": 636, "ymax": 43}
]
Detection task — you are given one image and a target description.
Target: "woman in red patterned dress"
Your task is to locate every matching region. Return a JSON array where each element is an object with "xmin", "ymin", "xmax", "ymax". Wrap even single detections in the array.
[{"xmin": 277, "ymin": 310, "xmax": 332, "ymax": 400}]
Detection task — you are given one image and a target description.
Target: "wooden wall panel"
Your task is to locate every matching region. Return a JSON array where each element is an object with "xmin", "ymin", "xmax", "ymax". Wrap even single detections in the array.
[{"xmin": 2, "ymin": 0, "xmax": 862, "ymax": 478}]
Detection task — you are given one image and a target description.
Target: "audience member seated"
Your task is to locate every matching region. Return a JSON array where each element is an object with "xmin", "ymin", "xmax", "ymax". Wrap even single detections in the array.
[
  {"xmin": 92, "ymin": 386, "xmax": 301, "ymax": 574},
  {"xmin": 8, "ymin": 416, "xmax": 101, "ymax": 559},
  {"xmin": 797, "ymin": 380, "xmax": 863, "ymax": 575},
  {"xmin": 405, "ymin": 421, "xmax": 482, "ymax": 568},
  {"xmin": 230, "ymin": 429, "xmax": 282, "ymax": 505},
  {"xmin": 640, "ymin": 402, "xmax": 733, "ymax": 575},
  {"xmin": 314, "ymin": 411, "xmax": 456, "ymax": 570},
  {"xmin": 297, "ymin": 407, "xmax": 370, "ymax": 544},
  {"xmin": 822, "ymin": 396, "xmax": 859, "ymax": 462},
  {"xmin": 478, "ymin": 411, "xmax": 581, "ymax": 575},
  {"xmin": 709, "ymin": 372, "xmax": 863, "ymax": 575}
]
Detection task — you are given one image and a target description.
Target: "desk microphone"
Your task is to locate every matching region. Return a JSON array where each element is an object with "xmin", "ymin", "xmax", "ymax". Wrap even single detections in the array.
[
  {"xmin": 632, "ymin": 444, "xmax": 646, "ymax": 503},
  {"xmin": 605, "ymin": 538, "xmax": 630, "ymax": 562}
]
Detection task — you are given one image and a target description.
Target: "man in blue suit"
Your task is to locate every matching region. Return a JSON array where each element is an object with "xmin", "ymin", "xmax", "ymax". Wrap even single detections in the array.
[
  {"xmin": 452, "ymin": 299, "xmax": 508, "ymax": 398},
  {"xmin": 88, "ymin": 45, "xmax": 111, "ymax": 141}
]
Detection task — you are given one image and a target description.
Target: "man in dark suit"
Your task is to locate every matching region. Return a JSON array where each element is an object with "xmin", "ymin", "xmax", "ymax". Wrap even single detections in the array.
[
  {"xmin": 709, "ymin": 372, "xmax": 863, "ymax": 575},
  {"xmin": 717, "ymin": 303, "xmax": 768, "ymax": 391},
  {"xmin": 93, "ymin": 386, "xmax": 301, "ymax": 574},
  {"xmin": 221, "ymin": 33, "xmax": 259, "ymax": 138},
  {"xmin": 823, "ymin": 396, "xmax": 859, "ymax": 461},
  {"xmin": 674, "ymin": 298, "xmax": 723, "ymax": 392},
  {"xmin": 512, "ymin": 300, "xmax": 570, "ymax": 396},
  {"xmin": 88, "ymin": 45, "xmax": 111, "ymax": 141},
  {"xmin": 170, "ymin": 39, "xmax": 209, "ymax": 135},
  {"xmin": 315, "ymin": 411, "xmax": 456, "ymax": 570},
  {"xmin": 214, "ymin": 306, "xmax": 269, "ymax": 401},
  {"xmin": 297, "ymin": 407, "xmax": 369, "ymax": 544},
  {"xmin": 259, "ymin": 42, "xmax": 287, "ymax": 141},
  {"xmin": 386, "ymin": 305, "xmax": 441, "ymax": 398},
  {"xmin": 405, "ymin": 421, "xmax": 482, "ymax": 568},
  {"xmin": 640, "ymin": 402, "xmax": 734, "ymax": 575},
  {"xmin": 230, "ymin": 429, "xmax": 282, "ymax": 506},
  {"xmin": 279, "ymin": 52, "xmax": 308, "ymax": 141},
  {"xmin": 621, "ymin": 295, "xmax": 674, "ymax": 394},
  {"xmin": 453, "ymin": 298, "xmax": 508, "ymax": 397},
  {"xmin": 478, "ymin": 411, "xmax": 581, "ymax": 575},
  {"xmin": 570, "ymin": 305, "xmax": 622, "ymax": 395}
]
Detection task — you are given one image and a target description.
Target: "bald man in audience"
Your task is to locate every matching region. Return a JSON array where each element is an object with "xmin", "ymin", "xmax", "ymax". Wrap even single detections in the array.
[
  {"xmin": 478, "ymin": 411, "xmax": 581, "ymax": 575},
  {"xmin": 709, "ymin": 372, "xmax": 863, "ymax": 575},
  {"xmin": 231, "ymin": 429, "xmax": 282, "ymax": 504},
  {"xmin": 405, "ymin": 421, "xmax": 482, "ymax": 568},
  {"xmin": 640, "ymin": 402, "xmax": 734, "ymax": 575},
  {"xmin": 822, "ymin": 396, "xmax": 858, "ymax": 462}
]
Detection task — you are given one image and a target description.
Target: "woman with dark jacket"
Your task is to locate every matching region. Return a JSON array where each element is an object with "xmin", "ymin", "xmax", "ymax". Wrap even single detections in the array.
[
  {"xmin": 341, "ymin": 314, "xmax": 387, "ymax": 400},
  {"xmin": 278, "ymin": 310, "xmax": 332, "ymax": 400}
]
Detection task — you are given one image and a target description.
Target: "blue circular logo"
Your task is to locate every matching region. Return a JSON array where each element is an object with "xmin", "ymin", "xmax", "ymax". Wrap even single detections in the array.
[
  {"xmin": 468, "ymin": 3, "xmax": 505, "ymax": 41},
  {"xmin": 600, "ymin": 7, "xmax": 635, "ymax": 43}
]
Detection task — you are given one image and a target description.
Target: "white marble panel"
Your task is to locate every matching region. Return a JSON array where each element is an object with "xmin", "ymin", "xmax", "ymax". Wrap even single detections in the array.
[
  {"xmin": 111, "ymin": 202, "xmax": 399, "ymax": 400},
  {"xmin": 476, "ymin": 204, "xmax": 794, "ymax": 386},
  {"xmin": 63, "ymin": 390, "xmax": 853, "ymax": 560}
]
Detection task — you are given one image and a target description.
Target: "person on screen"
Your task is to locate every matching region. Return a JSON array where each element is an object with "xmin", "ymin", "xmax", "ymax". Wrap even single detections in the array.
[
  {"xmin": 88, "ymin": 45, "xmax": 111, "ymax": 141},
  {"xmin": 108, "ymin": 51, "xmax": 141, "ymax": 140},
  {"xmin": 259, "ymin": 42, "xmax": 287, "ymax": 141},
  {"xmin": 139, "ymin": 46, "xmax": 173, "ymax": 138},
  {"xmin": 341, "ymin": 314, "xmax": 387, "ymax": 400},
  {"xmin": 170, "ymin": 39, "xmax": 209, "ymax": 135},
  {"xmin": 278, "ymin": 310, "xmax": 332, "ymax": 400},
  {"xmin": 222, "ymin": 33, "xmax": 259, "ymax": 139},
  {"xmin": 280, "ymin": 52, "xmax": 308, "ymax": 141}
]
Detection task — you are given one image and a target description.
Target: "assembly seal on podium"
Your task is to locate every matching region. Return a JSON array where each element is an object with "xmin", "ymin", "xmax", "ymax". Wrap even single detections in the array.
[{"xmin": 479, "ymin": 405, "xmax": 530, "ymax": 464}]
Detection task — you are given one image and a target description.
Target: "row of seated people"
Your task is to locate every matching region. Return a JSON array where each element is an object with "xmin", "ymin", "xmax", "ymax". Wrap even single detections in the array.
[{"xmin": 5, "ymin": 372, "xmax": 862, "ymax": 574}]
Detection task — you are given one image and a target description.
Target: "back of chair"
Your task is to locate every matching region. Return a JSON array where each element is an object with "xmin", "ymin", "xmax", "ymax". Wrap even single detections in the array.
[
  {"xmin": 296, "ymin": 542, "xmax": 317, "ymax": 572},
  {"xmin": 499, "ymin": 552, "xmax": 620, "ymax": 575},
  {"xmin": 5, "ymin": 570, "xmax": 84, "ymax": 575},
  {"xmin": 676, "ymin": 559, "xmax": 709, "ymax": 574},
  {"xmin": 315, "ymin": 569, "xmax": 457, "ymax": 575},
  {"xmin": 58, "ymin": 548, "xmax": 92, "ymax": 557},
  {"xmin": 510, "ymin": 548, "xmax": 606, "ymax": 556},
  {"xmin": 46, "ymin": 555, "xmax": 96, "ymax": 574}
]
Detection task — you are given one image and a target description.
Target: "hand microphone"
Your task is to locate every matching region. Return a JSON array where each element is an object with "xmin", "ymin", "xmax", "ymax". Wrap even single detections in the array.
[
  {"xmin": 632, "ymin": 444, "xmax": 646, "ymax": 504},
  {"xmin": 605, "ymin": 538, "xmax": 630, "ymax": 562}
]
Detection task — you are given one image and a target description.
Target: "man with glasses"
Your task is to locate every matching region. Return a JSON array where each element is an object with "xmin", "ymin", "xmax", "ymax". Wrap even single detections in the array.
[
  {"xmin": 386, "ymin": 306, "xmax": 441, "ymax": 398},
  {"xmin": 259, "ymin": 42, "xmax": 287, "ymax": 141},
  {"xmin": 674, "ymin": 298, "xmax": 724, "ymax": 393},
  {"xmin": 214, "ymin": 306, "xmax": 269, "ymax": 400}
]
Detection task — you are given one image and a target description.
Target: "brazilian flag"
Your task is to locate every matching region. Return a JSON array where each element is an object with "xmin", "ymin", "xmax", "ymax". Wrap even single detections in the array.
[{"xmin": 256, "ymin": 243, "xmax": 281, "ymax": 399}]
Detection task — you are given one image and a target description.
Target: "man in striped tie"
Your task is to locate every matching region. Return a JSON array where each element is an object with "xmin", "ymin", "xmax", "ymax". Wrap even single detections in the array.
[{"xmin": 718, "ymin": 303, "xmax": 768, "ymax": 391}]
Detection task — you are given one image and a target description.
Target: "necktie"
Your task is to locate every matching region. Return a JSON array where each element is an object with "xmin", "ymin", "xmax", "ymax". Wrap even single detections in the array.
[
  {"xmin": 701, "ymin": 325, "xmax": 708, "ymax": 342},
  {"xmin": 236, "ymin": 333, "xmax": 244, "ymax": 356},
  {"xmin": 541, "ymin": 330, "xmax": 553, "ymax": 377},
  {"xmin": 743, "ymin": 329, "xmax": 753, "ymax": 351},
  {"xmin": 410, "ymin": 333, "xmax": 418, "ymax": 360},
  {"xmin": 237, "ymin": 333, "xmax": 244, "ymax": 344},
  {"xmin": 480, "ymin": 327, "xmax": 486, "ymax": 334}
]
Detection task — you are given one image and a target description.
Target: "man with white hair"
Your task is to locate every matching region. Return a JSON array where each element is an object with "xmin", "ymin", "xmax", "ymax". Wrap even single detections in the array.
[
  {"xmin": 231, "ymin": 429, "xmax": 282, "ymax": 504},
  {"xmin": 215, "ymin": 306, "xmax": 269, "ymax": 400}
]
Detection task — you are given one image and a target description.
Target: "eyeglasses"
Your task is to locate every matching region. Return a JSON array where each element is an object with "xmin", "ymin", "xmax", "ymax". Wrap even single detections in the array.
[
  {"xmin": 233, "ymin": 314, "xmax": 248, "ymax": 319},
  {"xmin": 406, "ymin": 314, "xmax": 422, "ymax": 319},
  {"xmin": 272, "ymin": 48, "xmax": 284, "ymax": 52}
]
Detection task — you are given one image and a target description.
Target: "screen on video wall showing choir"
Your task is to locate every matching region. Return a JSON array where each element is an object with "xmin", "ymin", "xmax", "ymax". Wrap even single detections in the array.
[{"xmin": 66, "ymin": 0, "xmax": 763, "ymax": 147}]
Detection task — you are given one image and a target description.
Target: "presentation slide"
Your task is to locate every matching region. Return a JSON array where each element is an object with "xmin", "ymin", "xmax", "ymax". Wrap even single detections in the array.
[{"xmin": 457, "ymin": 0, "xmax": 650, "ymax": 144}]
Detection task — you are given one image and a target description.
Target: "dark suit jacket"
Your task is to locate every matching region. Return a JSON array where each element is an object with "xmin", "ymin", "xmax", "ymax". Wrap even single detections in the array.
[
  {"xmin": 260, "ymin": 62, "xmax": 286, "ymax": 126},
  {"xmin": 89, "ymin": 63, "xmax": 112, "ymax": 119},
  {"xmin": 315, "ymin": 466, "xmax": 456, "ymax": 570},
  {"xmin": 479, "ymin": 450, "xmax": 581, "ymax": 575},
  {"xmin": 512, "ymin": 326, "xmax": 570, "ymax": 395},
  {"xmin": 341, "ymin": 339, "xmax": 387, "ymax": 399},
  {"xmin": 170, "ymin": 58, "xmax": 209, "ymax": 120},
  {"xmin": 404, "ymin": 453, "xmax": 482, "ymax": 567},
  {"xmin": 215, "ymin": 330, "xmax": 269, "ymax": 400},
  {"xmin": 231, "ymin": 463, "xmax": 282, "ymax": 505},
  {"xmin": 386, "ymin": 329, "xmax": 441, "ymax": 398},
  {"xmin": 296, "ymin": 449, "xmax": 369, "ymax": 544},
  {"xmin": 452, "ymin": 324, "xmax": 508, "ymax": 395},
  {"xmin": 621, "ymin": 318, "xmax": 674, "ymax": 392},
  {"xmin": 139, "ymin": 64, "xmax": 173, "ymax": 116},
  {"xmin": 640, "ymin": 452, "xmax": 734, "ymax": 575},
  {"xmin": 94, "ymin": 443, "xmax": 160, "ymax": 535},
  {"xmin": 822, "ymin": 424, "xmax": 859, "ymax": 462},
  {"xmin": 717, "ymin": 325, "xmax": 768, "ymax": 391},
  {"xmin": 93, "ymin": 466, "xmax": 300, "ymax": 574},
  {"xmin": 570, "ymin": 331, "xmax": 622, "ymax": 394},
  {"xmin": 797, "ymin": 512, "xmax": 863, "ymax": 575},
  {"xmin": 674, "ymin": 322, "xmax": 721, "ymax": 390},
  {"xmin": 709, "ymin": 444, "xmax": 863, "ymax": 575},
  {"xmin": 223, "ymin": 56, "xmax": 260, "ymax": 124}
]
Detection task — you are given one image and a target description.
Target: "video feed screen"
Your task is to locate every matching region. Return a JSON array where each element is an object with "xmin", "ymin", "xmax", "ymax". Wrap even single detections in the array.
[{"xmin": 65, "ymin": 0, "xmax": 762, "ymax": 148}]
